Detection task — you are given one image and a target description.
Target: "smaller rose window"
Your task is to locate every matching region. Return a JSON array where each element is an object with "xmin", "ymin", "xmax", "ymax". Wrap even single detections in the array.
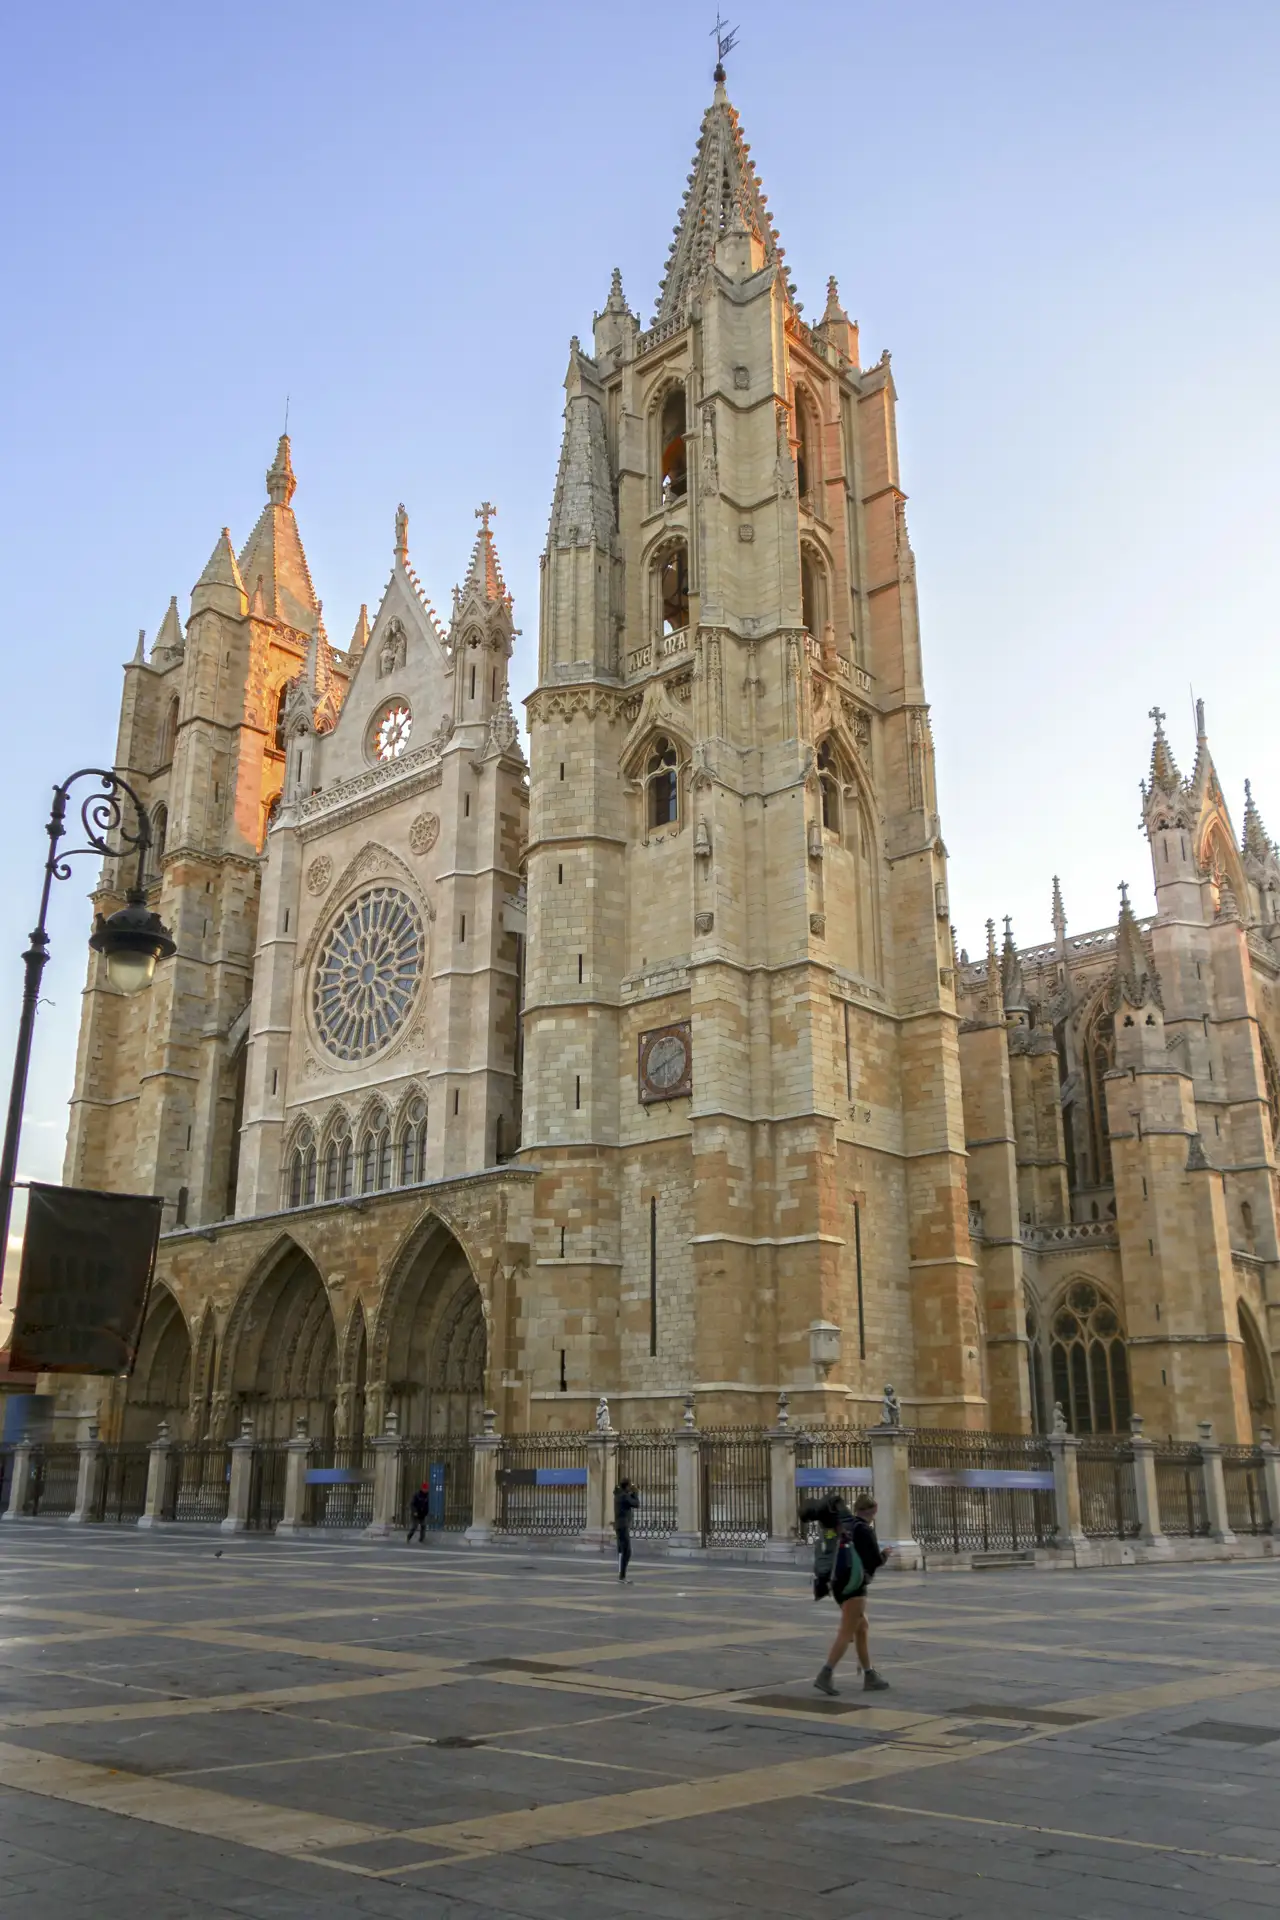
[
  {"xmin": 372, "ymin": 702, "xmax": 412, "ymax": 762},
  {"xmin": 313, "ymin": 886, "xmax": 424, "ymax": 1061}
]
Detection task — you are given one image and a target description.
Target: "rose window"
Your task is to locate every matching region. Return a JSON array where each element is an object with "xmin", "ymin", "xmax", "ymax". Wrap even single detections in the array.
[
  {"xmin": 373, "ymin": 702, "xmax": 412, "ymax": 761},
  {"xmin": 312, "ymin": 887, "xmax": 424, "ymax": 1061}
]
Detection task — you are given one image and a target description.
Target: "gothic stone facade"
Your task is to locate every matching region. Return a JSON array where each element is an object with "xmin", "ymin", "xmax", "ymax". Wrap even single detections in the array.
[{"xmin": 55, "ymin": 81, "xmax": 1280, "ymax": 1446}]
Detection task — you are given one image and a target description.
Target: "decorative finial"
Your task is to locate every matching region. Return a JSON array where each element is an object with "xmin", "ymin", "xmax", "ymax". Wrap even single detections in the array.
[
  {"xmin": 1148, "ymin": 704, "xmax": 1166, "ymax": 734},
  {"xmin": 1118, "ymin": 879, "xmax": 1130, "ymax": 910},
  {"xmin": 1002, "ymin": 914, "xmax": 1013, "ymax": 942},
  {"xmin": 683, "ymin": 1392, "xmax": 696, "ymax": 1429},
  {"xmin": 475, "ymin": 500, "xmax": 496, "ymax": 536},
  {"xmin": 710, "ymin": 11, "xmax": 738, "ymax": 81},
  {"xmin": 1195, "ymin": 696, "xmax": 1206, "ymax": 738},
  {"xmin": 394, "ymin": 503, "xmax": 408, "ymax": 564}
]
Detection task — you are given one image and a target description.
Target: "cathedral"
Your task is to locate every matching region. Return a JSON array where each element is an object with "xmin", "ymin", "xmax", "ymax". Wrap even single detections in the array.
[{"xmin": 55, "ymin": 76, "xmax": 1280, "ymax": 1449}]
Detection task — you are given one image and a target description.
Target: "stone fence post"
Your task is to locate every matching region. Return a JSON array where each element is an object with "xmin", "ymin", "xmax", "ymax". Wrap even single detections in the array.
[
  {"xmin": 1258, "ymin": 1427, "xmax": 1280, "ymax": 1539},
  {"xmin": 767, "ymin": 1393, "xmax": 797, "ymax": 1552},
  {"xmin": 68, "ymin": 1426, "xmax": 106, "ymax": 1525},
  {"xmin": 1197, "ymin": 1420, "xmax": 1236, "ymax": 1546},
  {"xmin": 366, "ymin": 1411, "xmax": 404, "ymax": 1541},
  {"xmin": 221, "ymin": 1420, "xmax": 256, "ymax": 1534},
  {"xmin": 137, "ymin": 1422, "xmax": 176, "ymax": 1530},
  {"xmin": 1047, "ymin": 1429, "xmax": 1087, "ymax": 1559},
  {"xmin": 1128, "ymin": 1416, "xmax": 1169, "ymax": 1552},
  {"xmin": 2, "ymin": 1437, "xmax": 34, "ymax": 1522},
  {"xmin": 465, "ymin": 1410, "xmax": 501, "ymax": 1544},
  {"xmin": 867, "ymin": 1423, "xmax": 921, "ymax": 1570},
  {"xmin": 585, "ymin": 1427, "xmax": 618, "ymax": 1549},
  {"xmin": 672, "ymin": 1410, "xmax": 702, "ymax": 1549},
  {"xmin": 276, "ymin": 1420, "xmax": 315, "ymax": 1537}
]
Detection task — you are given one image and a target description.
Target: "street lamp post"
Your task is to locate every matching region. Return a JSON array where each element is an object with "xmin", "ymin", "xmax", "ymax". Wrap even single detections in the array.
[{"xmin": 0, "ymin": 769, "xmax": 177, "ymax": 1296}]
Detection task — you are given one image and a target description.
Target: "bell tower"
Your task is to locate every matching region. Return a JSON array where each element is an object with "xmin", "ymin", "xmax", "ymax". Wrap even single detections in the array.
[{"xmin": 520, "ymin": 74, "xmax": 981, "ymax": 1426}]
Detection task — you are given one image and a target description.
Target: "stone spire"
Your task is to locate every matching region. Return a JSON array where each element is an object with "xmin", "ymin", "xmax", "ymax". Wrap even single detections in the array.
[
  {"xmin": 460, "ymin": 501, "xmax": 511, "ymax": 608},
  {"xmin": 348, "ymin": 604, "xmax": 370, "ymax": 653},
  {"xmin": 150, "ymin": 595, "xmax": 185, "ymax": 666},
  {"xmin": 1001, "ymin": 917, "xmax": 1029, "ymax": 1016},
  {"xmin": 237, "ymin": 434, "xmax": 319, "ymax": 634},
  {"xmin": 1108, "ymin": 881, "xmax": 1161, "ymax": 1012},
  {"xmin": 1242, "ymin": 780, "xmax": 1271, "ymax": 861},
  {"xmin": 191, "ymin": 528, "xmax": 247, "ymax": 618},
  {"xmin": 547, "ymin": 344, "xmax": 615, "ymax": 552},
  {"xmin": 984, "ymin": 917, "xmax": 1001, "ymax": 1022},
  {"xmin": 654, "ymin": 78, "xmax": 794, "ymax": 324},
  {"xmin": 1141, "ymin": 703, "xmax": 1193, "ymax": 834},
  {"xmin": 1189, "ymin": 696, "xmax": 1215, "ymax": 804},
  {"xmin": 1051, "ymin": 875, "xmax": 1066, "ymax": 937}
]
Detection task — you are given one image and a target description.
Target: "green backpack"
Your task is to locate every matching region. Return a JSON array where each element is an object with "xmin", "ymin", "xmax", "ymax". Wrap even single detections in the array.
[{"xmin": 812, "ymin": 1521, "xmax": 865, "ymax": 1602}]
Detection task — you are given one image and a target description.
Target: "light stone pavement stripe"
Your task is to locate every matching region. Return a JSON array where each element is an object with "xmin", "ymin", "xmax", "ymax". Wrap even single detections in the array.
[
  {"xmin": 820, "ymin": 1796, "xmax": 1280, "ymax": 1870},
  {"xmin": 0, "ymin": 1739, "xmax": 384, "ymax": 1858}
]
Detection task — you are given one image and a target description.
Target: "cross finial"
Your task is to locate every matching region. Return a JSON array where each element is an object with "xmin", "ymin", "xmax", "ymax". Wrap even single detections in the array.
[
  {"xmin": 475, "ymin": 501, "xmax": 496, "ymax": 534},
  {"xmin": 1002, "ymin": 914, "xmax": 1013, "ymax": 941},
  {"xmin": 1118, "ymin": 879, "xmax": 1130, "ymax": 909},
  {"xmin": 1149, "ymin": 704, "xmax": 1166, "ymax": 733}
]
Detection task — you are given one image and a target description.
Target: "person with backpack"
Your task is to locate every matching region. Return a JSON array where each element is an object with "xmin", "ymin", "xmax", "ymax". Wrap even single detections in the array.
[
  {"xmin": 406, "ymin": 1480, "xmax": 432, "ymax": 1544},
  {"xmin": 613, "ymin": 1477, "xmax": 640, "ymax": 1580},
  {"xmin": 803, "ymin": 1489, "xmax": 890, "ymax": 1694}
]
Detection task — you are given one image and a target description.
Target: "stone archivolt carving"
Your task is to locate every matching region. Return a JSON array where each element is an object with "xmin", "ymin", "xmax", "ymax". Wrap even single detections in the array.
[
  {"xmin": 409, "ymin": 812, "xmax": 440, "ymax": 855},
  {"xmin": 305, "ymin": 856, "xmax": 333, "ymax": 896}
]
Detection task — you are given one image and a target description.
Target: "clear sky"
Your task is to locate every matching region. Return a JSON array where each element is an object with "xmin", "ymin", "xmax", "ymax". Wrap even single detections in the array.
[{"xmin": 1, "ymin": 1, "xmax": 1278, "ymax": 1287}]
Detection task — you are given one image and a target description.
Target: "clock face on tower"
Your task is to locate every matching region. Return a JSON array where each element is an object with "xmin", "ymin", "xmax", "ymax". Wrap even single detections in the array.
[{"xmin": 638, "ymin": 1022, "xmax": 693, "ymax": 1104}]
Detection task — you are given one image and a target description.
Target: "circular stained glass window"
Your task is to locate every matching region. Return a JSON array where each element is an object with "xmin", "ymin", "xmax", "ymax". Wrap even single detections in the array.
[
  {"xmin": 312, "ymin": 887, "xmax": 424, "ymax": 1061},
  {"xmin": 372, "ymin": 702, "xmax": 412, "ymax": 761}
]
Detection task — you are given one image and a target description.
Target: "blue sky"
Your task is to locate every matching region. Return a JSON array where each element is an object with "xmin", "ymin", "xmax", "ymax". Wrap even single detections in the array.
[{"xmin": 1, "ymin": 1, "xmax": 1278, "ymax": 1271}]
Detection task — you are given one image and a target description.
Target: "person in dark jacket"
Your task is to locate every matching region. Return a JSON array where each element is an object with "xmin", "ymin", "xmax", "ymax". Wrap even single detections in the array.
[
  {"xmin": 406, "ymin": 1480, "xmax": 432, "ymax": 1544},
  {"xmin": 814, "ymin": 1492, "xmax": 890, "ymax": 1695},
  {"xmin": 614, "ymin": 1479, "xmax": 639, "ymax": 1580}
]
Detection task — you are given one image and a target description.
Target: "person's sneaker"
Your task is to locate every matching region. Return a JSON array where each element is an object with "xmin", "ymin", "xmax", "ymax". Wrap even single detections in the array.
[
  {"xmin": 814, "ymin": 1666, "xmax": 838, "ymax": 1697},
  {"xmin": 862, "ymin": 1669, "xmax": 890, "ymax": 1692}
]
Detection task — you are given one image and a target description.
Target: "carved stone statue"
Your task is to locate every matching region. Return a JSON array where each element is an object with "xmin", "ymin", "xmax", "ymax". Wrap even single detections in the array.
[
  {"xmin": 880, "ymin": 1383, "xmax": 902, "ymax": 1428},
  {"xmin": 1052, "ymin": 1401, "xmax": 1069, "ymax": 1436},
  {"xmin": 595, "ymin": 1395, "xmax": 612, "ymax": 1434}
]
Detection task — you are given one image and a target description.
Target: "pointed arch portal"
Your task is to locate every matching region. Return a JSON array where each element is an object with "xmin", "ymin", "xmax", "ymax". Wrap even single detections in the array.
[
  {"xmin": 222, "ymin": 1241, "xmax": 339, "ymax": 1442},
  {"xmin": 374, "ymin": 1214, "xmax": 487, "ymax": 1437},
  {"xmin": 123, "ymin": 1283, "xmax": 192, "ymax": 1441}
]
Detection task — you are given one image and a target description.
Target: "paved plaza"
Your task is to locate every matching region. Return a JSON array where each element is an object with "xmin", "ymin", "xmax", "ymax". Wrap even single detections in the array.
[{"xmin": 0, "ymin": 1534, "xmax": 1279, "ymax": 1917}]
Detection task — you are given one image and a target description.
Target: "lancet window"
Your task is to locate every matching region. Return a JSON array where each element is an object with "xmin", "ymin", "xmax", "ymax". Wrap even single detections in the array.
[
  {"xmin": 659, "ymin": 385, "xmax": 687, "ymax": 503},
  {"xmin": 286, "ymin": 1126, "xmax": 317, "ymax": 1210},
  {"xmin": 398, "ymin": 1098, "xmax": 428, "ymax": 1186},
  {"xmin": 657, "ymin": 542, "xmax": 690, "ymax": 637},
  {"xmin": 1045, "ymin": 1280, "xmax": 1131, "ymax": 1435},
  {"xmin": 360, "ymin": 1110, "xmax": 391, "ymax": 1194},
  {"xmin": 643, "ymin": 736, "xmax": 679, "ymax": 831},
  {"xmin": 801, "ymin": 547, "xmax": 827, "ymax": 637}
]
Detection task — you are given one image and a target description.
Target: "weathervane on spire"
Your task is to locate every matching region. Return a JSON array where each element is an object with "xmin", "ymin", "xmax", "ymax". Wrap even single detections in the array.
[{"xmin": 710, "ymin": 13, "xmax": 739, "ymax": 80}]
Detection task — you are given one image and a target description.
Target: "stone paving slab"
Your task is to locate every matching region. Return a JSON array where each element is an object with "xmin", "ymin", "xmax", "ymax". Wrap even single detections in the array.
[{"xmin": 2, "ymin": 1531, "xmax": 1280, "ymax": 1915}]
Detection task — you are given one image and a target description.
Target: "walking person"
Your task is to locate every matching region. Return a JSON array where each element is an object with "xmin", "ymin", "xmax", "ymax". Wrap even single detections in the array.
[
  {"xmin": 406, "ymin": 1479, "xmax": 432, "ymax": 1544},
  {"xmin": 806, "ymin": 1491, "xmax": 890, "ymax": 1695},
  {"xmin": 614, "ymin": 1477, "xmax": 639, "ymax": 1581}
]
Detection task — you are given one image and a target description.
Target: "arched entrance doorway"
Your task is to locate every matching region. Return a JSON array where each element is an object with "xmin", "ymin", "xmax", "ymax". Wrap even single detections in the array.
[
  {"xmin": 221, "ymin": 1241, "xmax": 338, "ymax": 1440},
  {"xmin": 1238, "ymin": 1302, "xmax": 1275, "ymax": 1440},
  {"xmin": 123, "ymin": 1284, "xmax": 192, "ymax": 1441},
  {"xmin": 374, "ymin": 1214, "xmax": 487, "ymax": 1436}
]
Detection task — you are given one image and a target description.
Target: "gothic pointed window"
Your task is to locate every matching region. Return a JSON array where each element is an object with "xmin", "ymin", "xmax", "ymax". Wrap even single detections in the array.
[
  {"xmin": 645, "ymin": 736, "xmax": 679, "ymax": 830},
  {"xmin": 159, "ymin": 696, "xmax": 179, "ymax": 769},
  {"xmin": 1261, "ymin": 1029, "xmax": 1280, "ymax": 1156},
  {"xmin": 272, "ymin": 683, "xmax": 289, "ymax": 754},
  {"xmin": 795, "ymin": 390, "xmax": 819, "ymax": 508},
  {"xmin": 659, "ymin": 386, "xmax": 687, "ymax": 503},
  {"xmin": 801, "ymin": 549, "xmax": 826, "ymax": 638},
  {"xmin": 323, "ymin": 1141, "xmax": 338, "ymax": 1203},
  {"xmin": 146, "ymin": 804, "xmax": 167, "ymax": 883},
  {"xmin": 817, "ymin": 741, "xmax": 842, "ymax": 835},
  {"xmin": 657, "ymin": 543, "xmax": 690, "ymax": 637},
  {"xmin": 398, "ymin": 1098, "xmax": 426, "ymax": 1185},
  {"xmin": 1081, "ymin": 994, "xmax": 1116, "ymax": 1189},
  {"xmin": 287, "ymin": 1126, "xmax": 316, "ymax": 1209},
  {"xmin": 1044, "ymin": 1280, "xmax": 1130, "ymax": 1434}
]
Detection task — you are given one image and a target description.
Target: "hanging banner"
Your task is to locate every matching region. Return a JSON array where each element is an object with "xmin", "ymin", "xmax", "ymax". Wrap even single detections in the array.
[{"xmin": 8, "ymin": 1183, "xmax": 163, "ymax": 1375}]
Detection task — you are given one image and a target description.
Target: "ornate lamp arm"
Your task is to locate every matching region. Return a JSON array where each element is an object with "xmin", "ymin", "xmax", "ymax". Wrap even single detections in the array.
[{"xmin": 0, "ymin": 769, "xmax": 160, "ymax": 1300}]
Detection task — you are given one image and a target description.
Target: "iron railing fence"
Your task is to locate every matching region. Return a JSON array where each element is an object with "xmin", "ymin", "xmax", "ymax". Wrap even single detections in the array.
[
  {"xmin": 92, "ymin": 1446, "xmax": 151, "ymax": 1524},
  {"xmin": 1153, "ymin": 1444, "xmax": 1209, "ymax": 1536},
  {"xmin": 305, "ymin": 1439, "xmax": 375, "ymax": 1529},
  {"xmin": 615, "ymin": 1431, "xmax": 679, "ymax": 1537},
  {"xmin": 246, "ymin": 1441, "xmax": 289, "ymax": 1531},
  {"xmin": 1221, "ymin": 1446, "xmax": 1270, "ymax": 1536},
  {"xmin": 793, "ymin": 1426, "xmax": 872, "ymax": 1538},
  {"xmin": 167, "ymin": 1444, "xmax": 232, "ymax": 1524},
  {"xmin": 25, "ymin": 1445, "xmax": 80, "ymax": 1517},
  {"xmin": 908, "ymin": 1431, "xmax": 1055, "ymax": 1554},
  {"xmin": 497, "ymin": 1434, "xmax": 589, "ymax": 1534},
  {"xmin": 1076, "ymin": 1442, "xmax": 1141, "ymax": 1539},
  {"xmin": 700, "ymin": 1429, "xmax": 770, "ymax": 1543},
  {"xmin": 399, "ymin": 1438, "xmax": 474, "ymax": 1532}
]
